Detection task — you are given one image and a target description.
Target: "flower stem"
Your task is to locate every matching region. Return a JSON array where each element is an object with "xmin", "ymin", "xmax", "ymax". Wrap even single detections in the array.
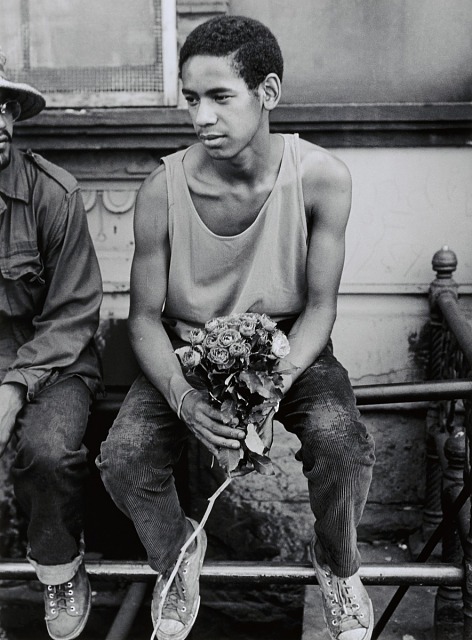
[{"xmin": 150, "ymin": 476, "xmax": 233, "ymax": 640}]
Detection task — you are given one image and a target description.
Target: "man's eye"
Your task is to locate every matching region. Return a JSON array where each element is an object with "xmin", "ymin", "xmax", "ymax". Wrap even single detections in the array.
[
  {"xmin": 215, "ymin": 95, "xmax": 230, "ymax": 103},
  {"xmin": 184, "ymin": 95, "xmax": 198, "ymax": 106}
]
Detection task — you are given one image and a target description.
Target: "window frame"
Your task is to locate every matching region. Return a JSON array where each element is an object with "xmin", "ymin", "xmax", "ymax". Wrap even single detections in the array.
[{"xmin": 5, "ymin": 0, "xmax": 178, "ymax": 108}]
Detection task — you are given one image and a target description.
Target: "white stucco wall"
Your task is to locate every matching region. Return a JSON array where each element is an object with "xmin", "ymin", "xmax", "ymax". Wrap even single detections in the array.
[
  {"xmin": 331, "ymin": 147, "xmax": 472, "ymax": 383},
  {"xmin": 337, "ymin": 147, "xmax": 472, "ymax": 291}
]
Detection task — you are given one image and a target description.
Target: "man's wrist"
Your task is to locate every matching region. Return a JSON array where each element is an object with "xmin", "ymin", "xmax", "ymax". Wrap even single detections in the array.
[
  {"xmin": 177, "ymin": 388, "xmax": 199, "ymax": 420},
  {"xmin": 0, "ymin": 382, "xmax": 27, "ymax": 413},
  {"xmin": 278, "ymin": 372, "xmax": 294, "ymax": 395},
  {"xmin": 168, "ymin": 374, "xmax": 195, "ymax": 416}
]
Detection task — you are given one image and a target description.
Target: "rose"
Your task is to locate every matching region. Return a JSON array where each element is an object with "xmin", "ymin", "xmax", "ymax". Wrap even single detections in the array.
[
  {"xmin": 225, "ymin": 315, "xmax": 242, "ymax": 327},
  {"xmin": 260, "ymin": 314, "xmax": 277, "ymax": 331},
  {"xmin": 205, "ymin": 318, "xmax": 222, "ymax": 332},
  {"xmin": 204, "ymin": 332, "xmax": 220, "ymax": 349},
  {"xmin": 207, "ymin": 347, "xmax": 234, "ymax": 369},
  {"xmin": 240, "ymin": 319, "xmax": 257, "ymax": 337},
  {"xmin": 271, "ymin": 330, "xmax": 290, "ymax": 358},
  {"xmin": 175, "ymin": 346, "xmax": 202, "ymax": 369},
  {"xmin": 189, "ymin": 328, "xmax": 206, "ymax": 345},
  {"xmin": 229, "ymin": 342, "xmax": 249, "ymax": 358},
  {"xmin": 218, "ymin": 329, "xmax": 242, "ymax": 347}
]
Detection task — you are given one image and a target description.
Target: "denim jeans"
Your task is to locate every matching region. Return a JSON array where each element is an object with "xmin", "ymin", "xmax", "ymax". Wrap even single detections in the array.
[
  {"xmin": 10, "ymin": 376, "xmax": 92, "ymax": 584},
  {"xmin": 97, "ymin": 343, "xmax": 375, "ymax": 577}
]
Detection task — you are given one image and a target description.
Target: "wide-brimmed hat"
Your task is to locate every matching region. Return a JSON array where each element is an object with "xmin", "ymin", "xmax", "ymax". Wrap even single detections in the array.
[{"xmin": 0, "ymin": 49, "xmax": 45, "ymax": 121}]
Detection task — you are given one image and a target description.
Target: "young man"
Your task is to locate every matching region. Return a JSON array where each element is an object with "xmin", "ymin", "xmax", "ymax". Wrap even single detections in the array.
[
  {"xmin": 98, "ymin": 15, "xmax": 376, "ymax": 640},
  {"xmin": 0, "ymin": 51, "xmax": 102, "ymax": 639}
]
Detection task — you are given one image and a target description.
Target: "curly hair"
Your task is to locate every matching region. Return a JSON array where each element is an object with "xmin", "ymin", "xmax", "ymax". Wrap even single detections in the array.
[{"xmin": 179, "ymin": 15, "xmax": 284, "ymax": 90}]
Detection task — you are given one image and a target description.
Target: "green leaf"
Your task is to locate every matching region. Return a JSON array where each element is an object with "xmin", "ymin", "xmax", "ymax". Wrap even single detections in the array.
[
  {"xmin": 225, "ymin": 373, "xmax": 236, "ymax": 385},
  {"xmin": 239, "ymin": 370, "xmax": 263, "ymax": 393},
  {"xmin": 218, "ymin": 447, "xmax": 243, "ymax": 475},
  {"xmin": 251, "ymin": 401, "xmax": 278, "ymax": 416},
  {"xmin": 221, "ymin": 398, "xmax": 238, "ymax": 423},
  {"xmin": 257, "ymin": 413, "xmax": 274, "ymax": 452},
  {"xmin": 239, "ymin": 370, "xmax": 273, "ymax": 399},
  {"xmin": 249, "ymin": 452, "xmax": 275, "ymax": 476},
  {"xmin": 244, "ymin": 423, "xmax": 265, "ymax": 455}
]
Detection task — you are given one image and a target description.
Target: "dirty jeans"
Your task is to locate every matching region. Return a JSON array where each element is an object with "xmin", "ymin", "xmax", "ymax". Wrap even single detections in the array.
[
  {"xmin": 97, "ymin": 343, "xmax": 375, "ymax": 578},
  {"xmin": 10, "ymin": 376, "xmax": 92, "ymax": 585}
]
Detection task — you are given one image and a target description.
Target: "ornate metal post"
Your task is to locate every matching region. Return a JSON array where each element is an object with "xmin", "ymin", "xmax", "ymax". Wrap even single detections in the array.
[
  {"xmin": 427, "ymin": 247, "xmax": 458, "ymax": 533},
  {"xmin": 429, "ymin": 247, "xmax": 465, "ymax": 638},
  {"xmin": 436, "ymin": 429, "xmax": 468, "ymax": 638}
]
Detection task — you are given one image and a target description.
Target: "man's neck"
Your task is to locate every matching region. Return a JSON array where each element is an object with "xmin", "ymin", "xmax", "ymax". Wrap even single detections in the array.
[{"xmin": 200, "ymin": 132, "xmax": 282, "ymax": 188}]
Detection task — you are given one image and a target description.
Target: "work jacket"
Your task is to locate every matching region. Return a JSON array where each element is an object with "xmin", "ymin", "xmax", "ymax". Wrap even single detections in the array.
[{"xmin": 0, "ymin": 146, "xmax": 102, "ymax": 400}]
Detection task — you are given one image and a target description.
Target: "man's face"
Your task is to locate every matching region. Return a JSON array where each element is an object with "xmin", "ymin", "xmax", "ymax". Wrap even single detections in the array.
[
  {"xmin": 0, "ymin": 90, "xmax": 15, "ymax": 170},
  {"xmin": 181, "ymin": 55, "xmax": 264, "ymax": 160}
]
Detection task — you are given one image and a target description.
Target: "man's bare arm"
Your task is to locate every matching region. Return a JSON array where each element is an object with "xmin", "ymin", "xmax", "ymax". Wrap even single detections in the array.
[
  {"xmin": 0, "ymin": 383, "xmax": 26, "ymax": 456},
  {"xmin": 128, "ymin": 166, "xmax": 243, "ymax": 455},
  {"xmin": 280, "ymin": 145, "xmax": 352, "ymax": 392}
]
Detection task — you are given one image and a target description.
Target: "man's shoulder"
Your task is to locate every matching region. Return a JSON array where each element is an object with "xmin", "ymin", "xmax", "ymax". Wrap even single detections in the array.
[
  {"xmin": 298, "ymin": 138, "xmax": 349, "ymax": 173},
  {"xmin": 298, "ymin": 138, "xmax": 351, "ymax": 190},
  {"xmin": 295, "ymin": 137, "xmax": 351, "ymax": 223},
  {"xmin": 140, "ymin": 162, "xmax": 167, "ymax": 196},
  {"xmin": 24, "ymin": 150, "xmax": 79, "ymax": 194},
  {"xmin": 134, "ymin": 163, "xmax": 168, "ymax": 219}
]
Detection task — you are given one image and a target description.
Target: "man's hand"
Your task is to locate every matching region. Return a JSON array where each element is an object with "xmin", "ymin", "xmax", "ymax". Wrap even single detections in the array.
[
  {"xmin": 0, "ymin": 383, "xmax": 26, "ymax": 456},
  {"xmin": 179, "ymin": 389, "xmax": 245, "ymax": 457}
]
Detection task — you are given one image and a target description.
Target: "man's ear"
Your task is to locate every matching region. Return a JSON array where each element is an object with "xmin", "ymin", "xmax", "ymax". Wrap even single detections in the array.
[{"xmin": 259, "ymin": 73, "xmax": 281, "ymax": 111}]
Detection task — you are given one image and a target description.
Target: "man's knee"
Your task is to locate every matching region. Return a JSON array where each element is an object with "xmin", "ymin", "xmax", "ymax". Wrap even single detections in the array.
[
  {"xmin": 15, "ymin": 441, "xmax": 88, "ymax": 484},
  {"xmin": 96, "ymin": 433, "xmax": 176, "ymax": 507},
  {"xmin": 96, "ymin": 433, "xmax": 137, "ymax": 488},
  {"xmin": 303, "ymin": 417, "xmax": 375, "ymax": 471}
]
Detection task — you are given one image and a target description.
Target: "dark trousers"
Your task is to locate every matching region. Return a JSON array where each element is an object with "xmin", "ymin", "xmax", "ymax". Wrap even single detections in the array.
[
  {"xmin": 11, "ymin": 376, "xmax": 91, "ymax": 584},
  {"xmin": 97, "ymin": 344, "xmax": 375, "ymax": 577}
]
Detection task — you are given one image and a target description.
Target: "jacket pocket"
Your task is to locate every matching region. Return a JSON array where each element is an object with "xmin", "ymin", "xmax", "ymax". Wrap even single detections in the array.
[{"xmin": 0, "ymin": 243, "xmax": 46, "ymax": 317}]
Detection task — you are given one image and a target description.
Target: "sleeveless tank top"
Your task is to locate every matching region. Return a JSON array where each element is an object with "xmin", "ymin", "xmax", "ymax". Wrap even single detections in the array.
[{"xmin": 161, "ymin": 133, "xmax": 308, "ymax": 342}]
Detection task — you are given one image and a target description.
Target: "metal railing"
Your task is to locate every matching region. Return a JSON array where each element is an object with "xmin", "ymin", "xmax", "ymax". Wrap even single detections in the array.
[
  {"xmin": 425, "ymin": 247, "xmax": 472, "ymax": 639},
  {"xmin": 372, "ymin": 246, "xmax": 472, "ymax": 639}
]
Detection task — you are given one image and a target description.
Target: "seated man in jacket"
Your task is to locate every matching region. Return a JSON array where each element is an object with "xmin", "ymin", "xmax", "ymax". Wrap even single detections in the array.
[{"xmin": 0, "ymin": 50, "xmax": 102, "ymax": 640}]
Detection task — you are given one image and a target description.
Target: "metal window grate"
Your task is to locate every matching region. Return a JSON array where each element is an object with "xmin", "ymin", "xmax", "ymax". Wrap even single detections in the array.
[
  {"xmin": 1, "ymin": 0, "xmax": 173, "ymax": 106},
  {"xmin": 10, "ymin": 65, "xmax": 164, "ymax": 94}
]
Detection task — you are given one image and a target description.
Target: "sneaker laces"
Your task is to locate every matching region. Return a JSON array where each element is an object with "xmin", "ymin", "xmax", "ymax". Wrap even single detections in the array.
[
  {"xmin": 46, "ymin": 580, "xmax": 76, "ymax": 616},
  {"xmin": 161, "ymin": 561, "xmax": 189, "ymax": 621},
  {"xmin": 324, "ymin": 571, "xmax": 363, "ymax": 632},
  {"xmin": 151, "ymin": 479, "xmax": 231, "ymax": 640}
]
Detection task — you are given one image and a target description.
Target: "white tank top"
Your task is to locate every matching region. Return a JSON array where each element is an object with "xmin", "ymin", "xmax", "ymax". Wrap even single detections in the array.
[{"xmin": 162, "ymin": 133, "xmax": 308, "ymax": 342}]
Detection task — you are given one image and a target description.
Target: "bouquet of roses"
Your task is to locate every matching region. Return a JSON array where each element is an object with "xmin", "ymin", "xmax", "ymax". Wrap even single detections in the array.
[{"xmin": 175, "ymin": 312, "xmax": 295, "ymax": 477}]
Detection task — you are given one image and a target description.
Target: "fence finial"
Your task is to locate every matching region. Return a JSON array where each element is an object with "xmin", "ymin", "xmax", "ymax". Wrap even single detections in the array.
[{"xmin": 432, "ymin": 246, "xmax": 457, "ymax": 280}]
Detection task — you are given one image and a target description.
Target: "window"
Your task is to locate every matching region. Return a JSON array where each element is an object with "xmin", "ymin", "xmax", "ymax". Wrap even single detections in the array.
[{"xmin": 0, "ymin": 0, "xmax": 177, "ymax": 107}]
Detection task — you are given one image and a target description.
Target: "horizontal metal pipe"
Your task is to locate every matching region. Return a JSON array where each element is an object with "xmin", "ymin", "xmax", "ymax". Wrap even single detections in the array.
[
  {"xmin": 353, "ymin": 379, "xmax": 472, "ymax": 405},
  {"xmin": 437, "ymin": 291, "xmax": 472, "ymax": 369},
  {"xmin": 0, "ymin": 561, "xmax": 463, "ymax": 586},
  {"xmin": 96, "ymin": 380, "xmax": 472, "ymax": 414}
]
